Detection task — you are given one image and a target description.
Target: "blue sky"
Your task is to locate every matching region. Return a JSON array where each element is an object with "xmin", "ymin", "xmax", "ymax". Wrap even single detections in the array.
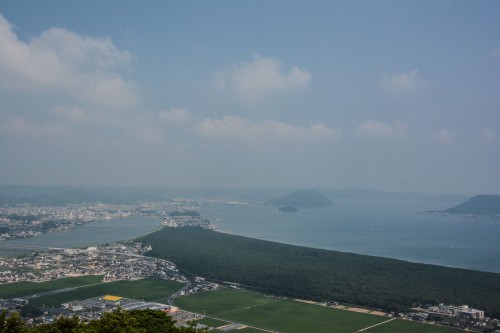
[{"xmin": 0, "ymin": 1, "xmax": 499, "ymax": 195}]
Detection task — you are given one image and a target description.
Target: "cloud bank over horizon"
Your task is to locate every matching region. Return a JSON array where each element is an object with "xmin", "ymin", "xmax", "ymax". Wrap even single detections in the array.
[{"xmin": 0, "ymin": 3, "xmax": 499, "ymax": 195}]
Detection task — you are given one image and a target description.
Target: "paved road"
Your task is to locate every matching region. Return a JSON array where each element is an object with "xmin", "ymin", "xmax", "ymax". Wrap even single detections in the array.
[{"xmin": 355, "ymin": 318, "xmax": 396, "ymax": 332}]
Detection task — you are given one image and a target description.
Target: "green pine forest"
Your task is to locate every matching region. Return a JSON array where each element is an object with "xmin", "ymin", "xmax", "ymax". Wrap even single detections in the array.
[{"xmin": 140, "ymin": 227, "xmax": 500, "ymax": 317}]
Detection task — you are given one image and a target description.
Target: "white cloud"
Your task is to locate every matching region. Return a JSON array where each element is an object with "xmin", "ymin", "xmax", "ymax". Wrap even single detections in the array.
[
  {"xmin": 1, "ymin": 116, "xmax": 72, "ymax": 139},
  {"xmin": 482, "ymin": 128, "xmax": 495, "ymax": 140},
  {"xmin": 33, "ymin": 27, "xmax": 132, "ymax": 70},
  {"xmin": 0, "ymin": 13, "xmax": 137, "ymax": 109},
  {"xmin": 158, "ymin": 108, "xmax": 190, "ymax": 124},
  {"xmin": 435, "ymin": 129, "xmax": 457, "ymax": 145},
  {"xmin": 491, "ymin": 45, "xmax": 500, "ymax": 60},
  {"xmin": 125, "ymin": 115, "xmax": 164, "ymax": 144},
  {"xmin": 194, "ymin": 116, "xmax": 339, "ymax": 144},
  {"xmin": 213, "ymin": 55, "xmax": 311, "ymax": 102},
  {"xmin": 356, "ymin": 120, "xmax": 409, "ymax": 138},
  {"xmin": 52, "ymin": 105, "xmax": 87, "ymax": 123},
  {"xmin": 381, "ymin": 69, "xmax": 427, "ymax": 95}
]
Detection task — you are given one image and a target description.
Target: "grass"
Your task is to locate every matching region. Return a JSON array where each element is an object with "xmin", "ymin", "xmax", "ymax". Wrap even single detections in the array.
[
  {"xmin": 29, "ymin": 278, "xmax": 183, "ymax": 307},
  {"xmin": 366, "ymin": 319, "xmax": 465, "ymax": 333},
  {"xmin": 0, "ymin": 276, "xmax": 467, "ymax": 333},
  {"xmin": 177, "ymin": 289, "xmax": 465, "ymax": 333},
  {"xmin": 236, "ymin": 328, "xmax": 267, "ymax": 333},
  {"xmin": 177, "ymin": 289, "xmax": 384, "ymax": 333},
  {"xmin": 196, "ymin": 317, "xmax": 230, "ymax": 328},
  {"xmin": 0, "ymin": 275, "xmax": 103, "ymax": 299}
]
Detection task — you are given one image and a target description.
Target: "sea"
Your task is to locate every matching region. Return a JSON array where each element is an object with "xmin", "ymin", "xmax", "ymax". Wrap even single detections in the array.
[
  {"xmin": 199, "ymin": 198, "xmax": 500, "ymax": 274},
  {"xmin": 0, "ymin": 198, "xmax": 499, "ymax": 273},
  {"xmin": 0, "ymin": 217, "xmax": 162, "ymax": 256}
]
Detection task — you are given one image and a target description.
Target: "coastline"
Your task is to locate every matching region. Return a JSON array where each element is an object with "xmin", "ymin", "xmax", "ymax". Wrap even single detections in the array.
[
  {"xmin": 209, "ymin": 227, "xmax": 500, "ymax": 275},
  {"xmin": 200, "ymin": 202, "xmax": 500, "ymax": 274},
  {"xmin": 141, "ymin": 226, "xmax": 500, "ymax": 317},
  {"xmin": 423, "ymin": 210, "xmax": 500, "ymax": 218}
]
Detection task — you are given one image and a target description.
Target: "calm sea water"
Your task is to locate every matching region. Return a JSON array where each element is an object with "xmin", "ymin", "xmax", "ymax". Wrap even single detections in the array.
[
  {"xmin": 0, "ymin": 217, "xmax": 162, "ymax": 256},
  {"xmin": 200, "ymin": 199, "xmax": 500, "ymax": 273},
  {"xmin": 1, "ymin": 200, "xmax": 498, "ymax": 274}
]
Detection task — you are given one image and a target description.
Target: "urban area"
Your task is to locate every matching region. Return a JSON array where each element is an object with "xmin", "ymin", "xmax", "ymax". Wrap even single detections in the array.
[
  {"xmin": 0, "ymin": 199, "xmax": 213, "ymax": 240},
  {"xmin": 0, "ymin": 240, "xmax": 219, "ymax": 329},
  {"xmin": 0, "ymin": 202, "xmax": 498, "ymax": 332}
]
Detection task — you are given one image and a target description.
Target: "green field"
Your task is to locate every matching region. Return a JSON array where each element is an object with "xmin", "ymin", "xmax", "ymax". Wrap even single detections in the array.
[
  {"xmin": 30, "ymin": 278, "xmax": 183, "ymax": 307},
  {"xmin": 0, "ymin": 275, "xmax": 103, "ymax": 298},
  {"xmin": 236, "ymin": 328, "xmax": 266, "ymax": 333},
  {"xmin": 196, "ymin": 317, "xmax": 231, "ymax": 328},
  {"xmin": 176, "ymin": 289, "xmax": 464, "ymax": 333},
  {"xmin": 0, "ymin": 276, "xmax": 183, "ymax": 308},
  {"xmin": 369, "ymin": 320, "xmax": 464, "ymax": 333},
  {"xmin": 0, "ymin": 277, "xmax": 467, "ymax": 332}
]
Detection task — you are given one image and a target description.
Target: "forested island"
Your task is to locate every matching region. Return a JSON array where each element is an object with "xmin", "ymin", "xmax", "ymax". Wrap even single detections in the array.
[
  {"xmin": 265, "ymin": 190, "xmax": 334, "ymax": 208},
  {"xmin": 439, "ymin": 194, "xmax": 500, "ymax": 216},
  {"xmin": 140, "ymin": 227, "xmax": 500, "ymax": 317}
]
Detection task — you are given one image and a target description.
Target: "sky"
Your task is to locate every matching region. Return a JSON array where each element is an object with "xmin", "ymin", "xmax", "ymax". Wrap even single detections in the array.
[{"xmin": 0, "ymin": 1, "xmax": 499, "ymax": 195}]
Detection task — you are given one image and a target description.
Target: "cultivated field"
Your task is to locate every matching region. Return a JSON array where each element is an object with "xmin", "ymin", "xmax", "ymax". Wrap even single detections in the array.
[
  {"xmin": 368, "ymin": 319, "xmax": 465, "ymax": 333},
  {"xmin": 196, "ymin": 317, "xmax": 231, "ymax": 328},
  {"xmin": 0, "ymin": 277, "xmax": 466, "ymax": 332},
  {"xmin": 0, "ymin": 277, "xmax": 182, "ymax": 308},
  {"xmin": 30, "ymin": 278, "xmax": 182, "ymax": 307},
  {"xmin": 176, "ymin": 289, "xmax": 464, "ymax": 333},
  {"xmin": 0, "ymin": 275, "xmax": 103, "ymax": 299}
]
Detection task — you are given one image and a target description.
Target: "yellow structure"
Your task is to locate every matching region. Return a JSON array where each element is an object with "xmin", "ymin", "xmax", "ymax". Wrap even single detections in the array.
[{"xmin": 102, "ymin": 295, "xmax": 123, "ymax": 302}]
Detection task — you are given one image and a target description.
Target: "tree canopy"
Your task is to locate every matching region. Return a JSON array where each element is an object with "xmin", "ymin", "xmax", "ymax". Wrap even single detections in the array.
[
  {"xmin": 140, "ymin": 227, "xmax": 500, "ymax": 317},
  {"xmin": 0, "ymin": 309, "xmax": 209, "ymax": 333}
]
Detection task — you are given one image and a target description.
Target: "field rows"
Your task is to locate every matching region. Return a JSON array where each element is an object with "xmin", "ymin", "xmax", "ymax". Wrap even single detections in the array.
[
  {"xmin": 176, "ymin": 289, "xmax": 464, "ymax": 333},
  {"xmin": 1, "ymin": 277, "xmax": 464, "ymax": 333}
]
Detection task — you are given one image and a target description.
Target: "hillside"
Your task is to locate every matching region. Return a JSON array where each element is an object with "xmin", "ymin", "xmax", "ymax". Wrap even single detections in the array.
[
  {"xmin": 0, "ymin": 188, "xmax": 167, "ymax": 206},
  {"xmin": 140, "ymin": 227, "xmax": 500, "ymax": 317},
  {"xmin": 265, "ymin": 190, "xmax": 334, "ymax": 208},
  {"xmin": 443, "ymin": 194, "xmax": 500, "ymax": 216}
]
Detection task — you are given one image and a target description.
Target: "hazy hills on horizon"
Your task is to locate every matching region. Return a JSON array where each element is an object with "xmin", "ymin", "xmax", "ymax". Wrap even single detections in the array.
[
  {"xmin": 265, "ymin": 190, "xmax": 334, "ymax": 208},
  {"xmin": 439, "ymin": 194, "xmax": 500, "ymax": 216},
  {"xmin": 0, "ymin": 184, "xmax": 472, "ymax": 206}
]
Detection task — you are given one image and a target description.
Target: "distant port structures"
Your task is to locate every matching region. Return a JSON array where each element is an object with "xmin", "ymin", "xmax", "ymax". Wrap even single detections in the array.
[{"xmin": 161, "ymin": 210, "xmax": 214, "ymax": 229}]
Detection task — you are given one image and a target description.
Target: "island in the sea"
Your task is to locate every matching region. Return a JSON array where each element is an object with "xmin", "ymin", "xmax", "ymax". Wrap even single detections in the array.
[
  {"xmin": 436, "ymin": 194, "xmax": 500, "ymax": 216},
  {"xmin": 265, "ymin": 190, "xmax": 334, "ymax": 208},
  {"xmin": 278, "ymin": 205, "xmax": 299, "ymax": 213}
]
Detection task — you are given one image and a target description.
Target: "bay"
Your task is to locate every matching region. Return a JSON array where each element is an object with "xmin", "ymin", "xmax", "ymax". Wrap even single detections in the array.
[
  {"xmin": 0, "ymin": 217, "xmax": 162, "ymax": 256},
  {"xmin": 1, "ymin": 198, "xmax": 498, "ymax": 274},
  {"xmin": 200, "ymin": 198, "xmax": 500, "ymax": 273}
]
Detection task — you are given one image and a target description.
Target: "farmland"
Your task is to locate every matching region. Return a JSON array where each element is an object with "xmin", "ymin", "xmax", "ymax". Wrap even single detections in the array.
[
  {"xmin": 0, "ymin": 275, "xmax": 103, "ymax": 299},
  {"xmin": 0, "ymin": 277, "xmax": 182, "ymax": 308},
  {"xmin": 0, "ymin": 276, "xmax": 472, "ymax": 332},
  {"xmin": 176, "ymin": 289, "xmax": 464, "ymax": 333}
]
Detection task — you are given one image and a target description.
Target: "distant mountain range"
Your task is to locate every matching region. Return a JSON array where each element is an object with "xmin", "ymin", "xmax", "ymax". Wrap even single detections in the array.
[
  {"xmin": 0, "ymin": 184, "xmax": 468, "ymax": 207},
  {"xmin": 0, "ymin": 188, "xmax": 167, "ymax": 206},
  {"xmin": 265, "ymin": 190, "xmax": 334, "ymax": 208},
  {"xmin": 440, "ymin": 194, "xmax": 500, "ymax": 216}
]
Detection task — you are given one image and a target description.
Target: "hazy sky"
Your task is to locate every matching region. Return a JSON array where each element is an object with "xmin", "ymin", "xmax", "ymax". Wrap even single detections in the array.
[{"xmin": 1, "ymin": 1, "xmax": 499, "ymax": 195}]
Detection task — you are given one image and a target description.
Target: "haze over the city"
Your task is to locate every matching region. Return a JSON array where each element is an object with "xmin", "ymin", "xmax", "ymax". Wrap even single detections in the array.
[{"xmin": 1, "ymin": 1, "xmax": 499, "ymax": 195}]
